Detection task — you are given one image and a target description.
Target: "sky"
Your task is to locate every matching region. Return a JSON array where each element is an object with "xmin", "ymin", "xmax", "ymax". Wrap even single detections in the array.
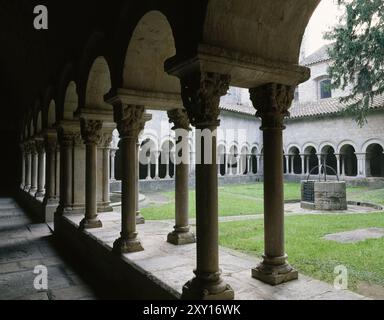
[{"xmin": 303, "ymin": 0, "xmax": 344, "ymax": 57}]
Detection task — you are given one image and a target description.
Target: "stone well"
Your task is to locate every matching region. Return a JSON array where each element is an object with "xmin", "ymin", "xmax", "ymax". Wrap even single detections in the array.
[{"xmin": 301, "ymin": 181, "xmax": 347, "ymax": 211}]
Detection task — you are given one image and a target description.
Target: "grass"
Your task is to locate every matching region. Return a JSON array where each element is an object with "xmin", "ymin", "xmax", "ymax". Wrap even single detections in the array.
[
  {"xmin": 141, "ymin": 182, "xmax": 383, "ymax": 220},
  {"xmin": 219, "ymin": 212, "xmax": 384, "ymax": 290}
]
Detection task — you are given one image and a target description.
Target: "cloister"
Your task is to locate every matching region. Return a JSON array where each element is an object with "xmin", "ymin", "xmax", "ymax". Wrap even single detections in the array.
[{"xmin": 1, "ymin": 0, "xmax": 383, "ymax": 300}]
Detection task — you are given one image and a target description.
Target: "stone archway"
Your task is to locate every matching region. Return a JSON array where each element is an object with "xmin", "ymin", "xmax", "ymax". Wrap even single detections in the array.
[
  {"xmin": 321, "ymin": 145, "xmax": 338, "ymax": 176},
  {"xmin": 340, "ymin": 144, "xmax": 357, "ymax": 177},
  {"xmin": 366, "ymin": 144, "xmax": 384, "ymax": 177}
]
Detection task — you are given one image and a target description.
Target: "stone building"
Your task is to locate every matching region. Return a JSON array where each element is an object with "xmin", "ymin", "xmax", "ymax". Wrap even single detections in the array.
[{"xmin": 1, "ymin": 0, "xmax": 382, "ymax": 300}]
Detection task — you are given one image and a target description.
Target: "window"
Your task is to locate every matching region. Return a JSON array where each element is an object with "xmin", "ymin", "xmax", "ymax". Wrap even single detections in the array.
[{"xmin": 319, "ymin": 79, "xmax": 332, "ymax": 99}]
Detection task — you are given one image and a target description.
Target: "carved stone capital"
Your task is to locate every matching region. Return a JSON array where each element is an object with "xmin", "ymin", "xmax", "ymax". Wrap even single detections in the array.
[
  {"xmin": 168, "ymin": 108, "xmax": 191, "ymax": 131},
  {"xmin": 57, "ymin": 129, "xmax": 75, "ymax": 148},
  {"xmin": 117, "ymin": 105, "xmax": 146, "ymax": 138},
  {"xmin": 98, "ymin": 133, "xmax": 113, "ymax": 149},
  {"xmin": 35, "ymin": 139, "xmax": 45, "ymax": 154},
  {"xmin": 180, "ymin": 72, "xmax": 230, "ymax": 128},
  {"xmin": 44, "ymin": 137, "xmax": 57, "ymax": 154},
  {"xmin": 80, "ymin": 119, "xmax": 103, "ymax": 145},
  {"xmin": 250, "ymin": 83, "xmax": 294, "ymax": 130}
]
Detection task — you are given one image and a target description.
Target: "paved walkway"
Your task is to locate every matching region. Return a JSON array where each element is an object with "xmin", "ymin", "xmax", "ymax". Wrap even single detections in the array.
[
  {"xmin": 66, "ymin": 210, "xmax": 368, "ymax": 300},
  {"xmin": 0, "ymin": 198, "xmax": 98, "ymax": 300}
]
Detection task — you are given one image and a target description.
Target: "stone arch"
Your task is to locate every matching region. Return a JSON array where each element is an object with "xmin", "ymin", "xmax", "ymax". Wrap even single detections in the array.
[
  {"xmin": 288, "ymin": 146, "xmax": 301, "ymax": 174},
  {"xmin": 320, "ymin": 144, "xmax": 337, "ymax": 176},
  {"xmin": 337, "ymin": 140, "xmax": 358, "ymax": 154},
  {"xmin": 36, "ymin": 110, "xmax": 43, "ymax": 135},
  {"xmin": 304, "ymin": 145, "xmax": 318, "ymax": 175},
  {"xmin": 365, "ymin": 143, "xmax": 384, "ymax": 178},
  {"xmin": 362, "ymin": 139, "xmax": 384, "ymax": 154},
  {"xmin": 57, "ymin": 64, "xmax": 78, "ymax": 122},
  {"xmin": 121, "ymin": 10, "xmax": 180, "ymax": 106},
  {"xmin": 47, "ymin": 100, "xmax": 56, "ymax": 129},
  {"xmin": 339, "ymin": 144, "xmax": 357, "ymax": 177}
]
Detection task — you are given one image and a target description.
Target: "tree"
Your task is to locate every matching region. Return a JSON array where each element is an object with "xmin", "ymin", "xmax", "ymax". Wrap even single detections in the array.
[{"xmin": 325, "ymin": 0, "xmax": 384, "ymax": 126}]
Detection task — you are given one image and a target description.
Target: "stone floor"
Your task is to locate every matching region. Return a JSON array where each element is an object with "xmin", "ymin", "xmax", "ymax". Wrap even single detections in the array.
[
  {"xmin": 0, "ymin": 198, "xmax": 98, "ymax": 300},
  {"xmin": 66, "ymin": 210, "xmax": 368, "ymax": 300}
]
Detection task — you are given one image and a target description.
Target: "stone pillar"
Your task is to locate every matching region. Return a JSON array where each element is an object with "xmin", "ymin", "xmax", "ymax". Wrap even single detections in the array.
[
  {"xmin": 35, "ymin": 139, "xmax": 46, "ymax": 198},
  {"xmin": 306, "ymin": 156, "xmax": 310, "ymax": 175},
  {"xmin": 250, "ymin": 83, "xmax": 298, "ymax": 285},
  {"xmin": 285, "ymin": 155, "xmax": 289, "ymax": 174},
  {"xmin": 146, "ymin": 156, "xmax": 152, "ymax": 180},
  {"xmin": 113, "ymin": 105, "xmax": 148, "ymax": 254},
  {"xmin": 24, "ymin": 144, "xmax": 32, "ymax": 191},
  {"xmin": 165, "ymin": 152, "xmax": 171, "ymax": 179},
  {"xmin": 300, "ymin": 154, "xmax": 305, "ymax": 175},
  {"xmin": 355, "ymin": 153, "xmax": 367, "ymax": 177},
  {"xmin": 110, "ymin": 149, "xmax": 117, "ymax": 181},
  {"xmin": 335, "ymin": 154, "xmax": 342, "ymax": 176},
  {"xmin": 54, "ymin": 146, "xmax": 60, "ymax": 200},
  {"xmin": 178, "ymin": 71, "xmax": 234, "ymax": 300},
  {"xmin": 43, "ymin": 132, "xmax": 57, "ymax": 205},
  {"xmin": 167, "ymin": 108, "xmax": 196, "ymax": 246},
  {"xmin": 317, "ymin": 154, "xmax": 322, "ymax": 174},
  {"xmin": 248, "ymin": 154, "xmax": 252, "ymax": 175},
  {"xmin": 20, "ymin": 144, "xmax": 26, "ymax": 189},
  {"xmin": 342, "ymin": 156, "xmax": 346, "ymax": 176},
  {"xmin": 72, "ymin": 133, "xmax": 86, "ymax": 213},
  {"xmin": 290, "ymin": 155, "xmax": 295, "ymax": 174},
  {"xmin": 237, "ymin": 155, "xmax": 241, "ymax": 175},
  {"xmin": 98, "ymin": 132, "xmax": 114, "ymax": 212},
  {"xmin": 30, "ymin": 141, "xmax": 38, "ymax": 195},
  {"xmin": 79, "ymin": 119, "xmax": 103, "ymax": 230},
  {"xmin": 154, "ymin": 151, "xmax": 160, "ymax": 179},
  {"xmin": 57, "ymin": 129, "xmax": 74, "ymax": 214},
  {"xmin": 136, "ymin": 141, "xmax": 145, "ymax": 225}
]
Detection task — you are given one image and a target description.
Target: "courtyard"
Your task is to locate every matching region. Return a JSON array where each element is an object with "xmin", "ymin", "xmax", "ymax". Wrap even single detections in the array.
[{"xmin": 135, "ymin": 182, "xmax": 384, "ymax": 299}]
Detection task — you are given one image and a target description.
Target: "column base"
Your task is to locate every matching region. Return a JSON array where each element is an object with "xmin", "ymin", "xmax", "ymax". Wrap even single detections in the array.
[
  {"xmin": 182, "ymin": 271, "xmax": 234, "ymax": 300},
  {"xmin": 167, "ymin": 230, "xmax": 196, "ymax": 246},
  {"xmin": 113, "ymin": 236, "xmax": 144, "ymax": 254},
  {"xmin": 35, "ymin": 191, "xmax": 45, "ymax": 198},
  {"xmin": 97, "ymin": 203, "xmax": 114, "ymax": 213},
  {"xmin": 29, "ymin": 188, "xmax": 37, "ymax": 196},
  {"xmin": 136, "ymin": 213, "xmax": 145, "ymax": 225},
  {"xmin": 79, "ymin": 218, "xmax": 103, "ymax": 230},
  {"xmin": 251, "ymin": 255, "xmax": 298, "ymax": 286}
]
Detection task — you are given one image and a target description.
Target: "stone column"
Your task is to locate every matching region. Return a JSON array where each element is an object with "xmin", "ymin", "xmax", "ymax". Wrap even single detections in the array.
[
  {"xmin": 237, "ymin": 155, "xmax": 241, "ymax": 175},
  {"xmin": 30, "ymin": 141, "xmax": 38, "ymax": 195},
  {"xmin": 335, "ymin": 154, "xmax": 342, "ymax": 176},
  {"xmin": 355, "ymin": 153, "xmax": 367, "ymax": 177},
  {"xmin": 136, "ymin": 141, "xmax": 145, "ymax": 225},
  {"xmin": 57, "ymin": 130, "xmax": 74, "ymax": 214},
  {"xmin": 54, "ymin": 146, "xmax": 60, "ymax": 200},
  {"xmin": 165, "ymin": 152, "xmax": 171, "ymax": 179},
  {"xmin": 113, "ymin": 105, "xmax": 148, "ymax": 254},
  {"xmin": 167, "ymin": 108, "xmax": 196, "ymax": 245},
  {"xmin": 43, "ymin": 132, "xmax": 57, "ymax": 205},
  {"xmin": 248, "ymin": 154, "xmax": 252, "ymax": 175},
  {"xmin": 317, "ymin": 154, "xmax": 322, "ymax": 175},
  {"xmin": 72, "ymin": 133, "xmax": 86, "ymax": 213},
  {"xmin": 342, "ymin": 156, "xmax": 346, "ymax": 176},
  {"xmin": 306, "ymin": 155, "xmax": 310, "ymax": 175},
  {"xmin": 178, "ymin": 71, "xmax": 234, "ymax": 300},
  {"xmin": 250, "ymin": 83, "xmax": 298, "ymax": 285},
  {"xmin": 110, "ymin": 149, "xmax": 117, "ymax": 181},
  {"xmin": 285, "ymin": 155, "xmax": 289, "ymax": 174},
  {"xmin": 98, "ymin": 132, "xmax": 113, "ymax": 212},
  {"xmin": 300, "ymin": 154, "xmax": 305, "ymax": 175},
  {"xmin": 258, "ymin": 154, "xmax": 263, "ymax": 174},
  {"xmin": 154, "ymin": 151, "xmax": 160, "ymax": 179},
  {"xmin": 290, "ymin": 155, "xmax": 295, "ymax": 174},
  {"xmin": 35, "ymin": 139, "xmax": 46, "ymax": 198},
  {"xmin": 24, "ymin": 144, "xmax": 32, "ymax": 191},
  {"xmin": 79, "ymin": 119, "xmax": 103, "ymax": 230},
  {"xmin": 146, "ymin": 156, "xmax": 152, "ymax": 180},
  {"xmin": 20, "ymin": 144, "xmax": 26, "ymax": 189}
]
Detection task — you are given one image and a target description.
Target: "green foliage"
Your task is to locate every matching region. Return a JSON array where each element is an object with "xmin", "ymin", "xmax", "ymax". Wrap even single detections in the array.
[{"xmin": 325, "ymin": 0, "xmax": 384, "ymax": 126}]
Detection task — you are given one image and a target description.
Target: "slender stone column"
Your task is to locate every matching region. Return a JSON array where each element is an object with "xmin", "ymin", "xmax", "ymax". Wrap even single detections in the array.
[
  {"xmin": 290, "ymin": 155, "xmax": 295, "ymax": 174},
  {"xmin": 250, "ymin": 83, "xmax": 298, "ymax": 285},
  {"xmin": 54, "ymin": 147, "xmax": 60, "ymax": 200},
  {"xmin": 20, "ymin": 144, "xmax": 26, "ymax": 189},
  {"xmin": 248, "ymin": 154, "xmax": 252, "ymax": 175},
  {"xmin": 155, "ymin": 151, "xmax": 160, "ymax": 179},
  {"xmin": 306, "ymin": 156, "xmax": 310, "ymax": 175},
  {"xmin": 342, "ymin": 156, "xmax": 346, "ymax": 176},
  {"xmin": 110, "ymin": 149, "xmax": 117, "ymax": 181},
  {"xmin": 355, "ymin": 153, "xmax": 367, "ymax": 177},
  {"xmin": 113, "ymin": 105, "xmax": 148, "ymax": 254},
  {"xmin": 98, "ymin": 132, "xmax": 113, "ymax": 212},
  {"xmin": 165, "ymin": 152, "xmax": 171, "ymax": 179},
  {"xmin": 30, "ymin": 141, "xmax": 38, "ymax": 195},
  {"xmin": 300, "ymin": 154, "xmax": 305, "ymax": 175},
  {"xmin": 317, "ymin": 154, "xmax": 322, "ymax": 174},
  {"xmin": 136, "ymin": 141, "xmax": 145, "ymax": 225},
  {"xmin": 178, "ymin": 71, "xmax": 234, "ymax": 300},
  {"xmin": 24, "ymin": 144, "xmax": 32, "ymax": 191},
  {"xmin": 79, "ymin": 119, "xmax": 103, "ymax": 230},
  {"xmin": 146, "ymin": 156, "xmax": 152, "ymax": 180},
  {"xmin": 35, "ymin": 139, "xmax": 46, "ymax": 198},
  {"xmin": 285, "ymin": 155, "xmax": 289, "ymax": 174},
  {"xmin": 57, "ymin": 130, "xmax": 74, "ymax": 214},
  {"xmin": 43, "ymin": 133, "xmax": 57, "ymax": 205},
  {"xmin": 237, "ymin": 155, "xmax": 241, "ymax": 175},
  {"xmin": 167, "ymin": 108, "xmax": 195, "ymax": 246},
  {"xmin": 335, "ymin": 154, "xmax": 342, "ymax": 176}
]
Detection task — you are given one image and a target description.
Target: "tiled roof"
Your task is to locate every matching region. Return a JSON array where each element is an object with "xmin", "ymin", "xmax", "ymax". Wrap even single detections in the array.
[
  {"xmin": 289, "ymin": 95, "xmax": 384, "ymax": 119},
  {"xmin": 300, "ymin": 44, "xmax": 333, "ymax": 66},
  {"xmin": 220, "ymin": 103, "xmax": 256, "ymax": 116}
]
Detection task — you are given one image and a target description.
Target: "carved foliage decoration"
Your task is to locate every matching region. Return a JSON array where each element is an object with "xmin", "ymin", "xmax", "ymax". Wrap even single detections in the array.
[
  {"xmin": 180, "ymin": 72, "xmax": 230, "ymax": 127},
  {"xmin": 250, "ymin": 83, "xmax": 295, "ymax": 129},
  {"xmin": 80, "ymin": 119, "xmax": 103, "ymax": 145},
  {"xmin": 167, "ymin": 108, "xmax": 191, "ymax": 130}
]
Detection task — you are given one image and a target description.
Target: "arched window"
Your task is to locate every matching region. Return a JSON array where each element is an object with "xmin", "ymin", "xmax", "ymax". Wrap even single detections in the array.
[{"xmin": 319, "ymin": 79, "xmax": 332, "ymax": 99}]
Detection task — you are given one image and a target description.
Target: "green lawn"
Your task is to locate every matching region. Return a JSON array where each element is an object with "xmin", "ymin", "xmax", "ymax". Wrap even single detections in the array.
[
  {"xmin": 141, "ymin": 182, "xmax": 383, "ymax": 220},
  {"xmin": 219, "ymin": 212, "xmax": 384, "ymax": 290}
]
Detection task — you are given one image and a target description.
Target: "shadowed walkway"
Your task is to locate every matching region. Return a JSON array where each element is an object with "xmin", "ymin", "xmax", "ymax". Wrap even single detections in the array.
[{"xmin": 0, "ymin": 198, "xmax": 99, "ymax": 300}]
